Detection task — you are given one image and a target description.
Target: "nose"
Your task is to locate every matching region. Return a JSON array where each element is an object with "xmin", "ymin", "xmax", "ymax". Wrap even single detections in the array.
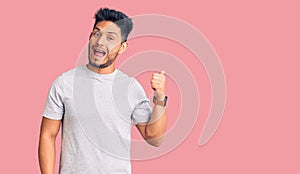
[{"xmin": 96, "ymin": 35, "xmax": 106, "ymax": 46}]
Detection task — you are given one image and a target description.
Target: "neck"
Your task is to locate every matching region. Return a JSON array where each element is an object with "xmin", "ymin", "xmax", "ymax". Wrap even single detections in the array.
[{"xmin": 86, "ymin": 63, "xmax": 115, "ymax": 74}]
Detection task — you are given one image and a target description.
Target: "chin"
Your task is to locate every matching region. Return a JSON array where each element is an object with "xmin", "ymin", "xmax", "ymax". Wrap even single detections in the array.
[
  {"xmin": 90, "ymin": 61, "xmax": 101, "ymax": 68},
  {"xmin": 88, "ymin": 59, "xmax": 98, "ymax": 68},
  {"xmin": 89, "ymin": 55, "xmax": 103, "ymax": 65}
]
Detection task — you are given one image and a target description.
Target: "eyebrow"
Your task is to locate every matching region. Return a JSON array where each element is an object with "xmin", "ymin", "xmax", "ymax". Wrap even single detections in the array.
[
  {"xmin": 94, "ymin": 27, "xmax": 100, "ymax": 31},
  {"xmin": 107, "ymin": 31, "xmax": 117, "ymax": 36},
  {"xmin": 94, "ymin": 27, "xmax": 117, "ymax": 36}
]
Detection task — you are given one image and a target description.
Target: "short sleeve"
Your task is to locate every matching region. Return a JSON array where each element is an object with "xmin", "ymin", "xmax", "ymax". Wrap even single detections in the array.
[
  {"xmin": 42, "ymin": 75, "xmax": 65, "ymax": 120},
  {"xmin": 130, "ymin": 79, "xmax": 152, "ymax": 125}
]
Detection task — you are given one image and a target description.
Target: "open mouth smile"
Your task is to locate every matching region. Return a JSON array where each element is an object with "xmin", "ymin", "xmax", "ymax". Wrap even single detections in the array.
[{"xmin": 93, "ymin": 48, "xmax": 107, "ymax": 58}]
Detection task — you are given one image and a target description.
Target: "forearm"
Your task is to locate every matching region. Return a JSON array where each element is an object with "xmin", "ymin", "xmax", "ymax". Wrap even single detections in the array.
[
  {"xmin": 144, "ymin": 103, "xmax": 167, "ymax": 147},
  {"xmin": 38, "ymin": 136, "xmax": 56, "ymax": 174},
  {"xmin": 146, "ymin": 104, "xmax": 166, "ymax": 135},
  {"xmin": 145, "ymin": 91, "xmax": 167, "ymax": 139}
]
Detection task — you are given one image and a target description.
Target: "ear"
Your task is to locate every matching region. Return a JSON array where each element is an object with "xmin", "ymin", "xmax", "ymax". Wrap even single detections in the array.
[{"xmin": 117, "ymin": 42, "xmax": 128, "ymax": 55}]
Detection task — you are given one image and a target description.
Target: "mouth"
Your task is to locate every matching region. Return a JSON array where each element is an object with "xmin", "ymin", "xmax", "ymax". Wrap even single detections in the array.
[{"xmin": 93, "ymin": 48, "xmax": 107, "ymax": 58}]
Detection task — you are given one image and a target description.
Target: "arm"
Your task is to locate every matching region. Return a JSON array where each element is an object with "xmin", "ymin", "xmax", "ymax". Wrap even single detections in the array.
[
  {"xmin": 38, "ymin": 117, "xmax": 61, "ymax": 174},
  {"xmin": 136, "ymin": 71, "xmax": 167, "ymax": 147},
  {"xmin": 136, "ymin": 101, "xmax": 167, "ymax": 147}
]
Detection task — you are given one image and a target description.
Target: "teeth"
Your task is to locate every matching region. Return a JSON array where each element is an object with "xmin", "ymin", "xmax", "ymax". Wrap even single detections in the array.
[{"xmin": 94, "ymin": 49, "xmax": 105, "ymax": 53}]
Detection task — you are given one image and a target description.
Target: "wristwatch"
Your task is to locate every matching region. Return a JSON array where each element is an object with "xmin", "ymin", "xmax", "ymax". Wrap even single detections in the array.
[{"xmin": 153, "ymin": 95, "xmax": 168, "ymax": 106}]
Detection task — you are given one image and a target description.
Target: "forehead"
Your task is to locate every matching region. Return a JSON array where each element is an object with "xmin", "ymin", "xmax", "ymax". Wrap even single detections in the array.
[{"xmin": 94, "ymin": 21, "xmax": 121, "ymax": 35}]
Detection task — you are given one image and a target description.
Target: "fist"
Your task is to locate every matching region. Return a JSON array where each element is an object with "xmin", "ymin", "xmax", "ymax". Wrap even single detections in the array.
[{"xmin": 151, "ymin": 70, "xmax": 166, "ymax": 94}]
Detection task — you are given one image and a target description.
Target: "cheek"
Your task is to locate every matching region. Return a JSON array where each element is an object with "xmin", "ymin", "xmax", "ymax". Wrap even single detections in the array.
[
  {"xmin": 106, "ymin": 45, "xmax": 115, "ymax": 52},
  {"xmin": 89, "ymin": 40, "xmax": 95, "ymax": 46},
  {"xmin": 89, "ymin": 38, "xmax": 99, "ymax": 46},
  {"xmin": 109, "ymin": 42, "xmax": 121, "ymax": 51}
]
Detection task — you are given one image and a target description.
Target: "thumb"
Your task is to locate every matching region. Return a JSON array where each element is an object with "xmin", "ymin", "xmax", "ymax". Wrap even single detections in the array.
[{"xmin": 160, "ymin": 70, "xmax": 165, "ymax": 75}]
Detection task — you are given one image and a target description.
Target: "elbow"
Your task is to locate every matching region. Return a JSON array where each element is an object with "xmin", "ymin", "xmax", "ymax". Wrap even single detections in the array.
[
  {"xmin": 151, "ymin": 140, "xmax": 163, "ymax": 147},
  {"xmin": 145, "ymin": 130, "xmax": 166, "ymax": 147},
  {"xmin": 146, "ymin": 136, "xmax": 164, "ymax": 147}
]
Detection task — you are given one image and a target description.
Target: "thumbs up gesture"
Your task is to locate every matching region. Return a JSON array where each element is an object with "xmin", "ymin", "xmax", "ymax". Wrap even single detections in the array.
[{"xmin": 151, "ymin": 70, "xmax": 166, "ymax": 95}]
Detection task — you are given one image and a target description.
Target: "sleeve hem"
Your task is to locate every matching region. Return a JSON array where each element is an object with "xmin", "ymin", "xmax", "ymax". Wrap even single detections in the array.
[
  {"xmin": 42, "ymin": 114, "xmax": 62, "ymax": 120},
  {"xmin": 134, "ymin": 121, "xmax": 148, "ymax": 125},
  {"xmin": 42, "ymin": 110, "xmax": 63, "ymax": 120}
]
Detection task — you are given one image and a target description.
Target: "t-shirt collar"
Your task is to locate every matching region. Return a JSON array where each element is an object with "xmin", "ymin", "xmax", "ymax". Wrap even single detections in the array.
[{"xmin": 83, "ymin": 64, "xmax": 118, "ymax": 81}]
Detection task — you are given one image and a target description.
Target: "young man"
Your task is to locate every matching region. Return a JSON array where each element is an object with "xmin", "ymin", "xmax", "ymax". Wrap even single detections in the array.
[{"xmin": 38, "ymin": 8, "xmax": 167, "ymax": 174}]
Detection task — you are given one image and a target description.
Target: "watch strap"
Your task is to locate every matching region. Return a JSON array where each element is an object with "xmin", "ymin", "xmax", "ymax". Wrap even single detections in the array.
[{"xmin": 153, "ymin": 95, "xmax": 168, "ymax": 106}]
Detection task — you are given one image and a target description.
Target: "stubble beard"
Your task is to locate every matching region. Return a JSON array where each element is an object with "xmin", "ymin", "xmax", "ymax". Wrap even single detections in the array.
[{"xmin": 88, "ymin": 46, "xmax": 119, "ymax": 69}]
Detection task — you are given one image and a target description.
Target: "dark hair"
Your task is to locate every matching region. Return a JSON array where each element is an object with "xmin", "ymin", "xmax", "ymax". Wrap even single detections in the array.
[{"xmin": 93, "ymin": 8, "xmax": 133, "ymax": 42}]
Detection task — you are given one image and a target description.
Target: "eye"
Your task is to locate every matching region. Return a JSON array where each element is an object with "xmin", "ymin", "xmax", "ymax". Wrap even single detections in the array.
[
  {"xmin": 107, "ymin": 36, "xmax": 114, "ymax": 41},
  {"xmin": 93, "ymin": 31, "xmax": 101, "ymax": 37}
]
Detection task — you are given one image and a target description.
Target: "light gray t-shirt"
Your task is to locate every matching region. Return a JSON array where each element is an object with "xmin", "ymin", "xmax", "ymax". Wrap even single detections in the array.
[{"xmin": 42, "ymin": 65, "xmax": 152, "ymax": 174}]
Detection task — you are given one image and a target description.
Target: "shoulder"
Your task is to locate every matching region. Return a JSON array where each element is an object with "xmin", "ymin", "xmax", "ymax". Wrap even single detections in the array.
[
  {"xmin": 61, "ymin": 65, "xmax": 83, "ymax": 78},
  {"xmin": 57, "ymin": 65, "xmax": 86, "ymax": 84},
  {"xmin": 48, "ymin": 66, "xmax": 83, "ymax": 91}
]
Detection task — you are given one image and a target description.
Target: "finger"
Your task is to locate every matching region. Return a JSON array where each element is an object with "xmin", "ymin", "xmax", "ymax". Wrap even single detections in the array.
[
  {"xmin": 152, "ymin": 76, "xmax": 162, "ymax": 80},
  {"xmin": 151, "ymin": 84, "xmax": 161, "ymax": 89},
  {"xmin": 151, "ymin": 80, "xmax": 161, "ymax": 85},
  {"xmin": 151, "ymin": 80, "xmax": 161, "ymax": 84},
  {"xmin": 152, "ymin": 78, "xmax": 164, "ymax": 84},
  {"xmin": 153, "ymin": 73, "xmax": 161, "ymax": 77},
  {"xmin": 152, "ymin": 77, "xmax": 162, "ymax": 83},
  {"xmin": 154, "ymin": 71, "xmax": 165, "ymax": 76},
  {"xmin": 151, "ymin": 82, "xmax": 158, "ymax": 85},
  {"xmin": 153, "ymin": 74, "xmax": 164, "ymax": 79},
  {"xmin": 151, "ymin": 82, "xmax": 160, "ymax": 85}
]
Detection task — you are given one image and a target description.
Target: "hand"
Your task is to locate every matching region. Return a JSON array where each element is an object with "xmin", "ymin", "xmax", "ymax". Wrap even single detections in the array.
[{"xmin": 151, "ymin": 70, "xmax": 166, "ymax": 95}]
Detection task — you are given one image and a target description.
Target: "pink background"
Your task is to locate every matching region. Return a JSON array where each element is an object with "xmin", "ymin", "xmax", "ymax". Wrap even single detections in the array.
[{"xmin": 1, "ymin": 0, "xmax": 299, "ymax": 173}]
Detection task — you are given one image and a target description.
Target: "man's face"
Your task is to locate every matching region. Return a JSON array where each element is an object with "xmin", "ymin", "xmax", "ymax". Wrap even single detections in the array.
[{"xmin": 88, "ymin": 21, "xmax": 125, "ymax": 69}]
